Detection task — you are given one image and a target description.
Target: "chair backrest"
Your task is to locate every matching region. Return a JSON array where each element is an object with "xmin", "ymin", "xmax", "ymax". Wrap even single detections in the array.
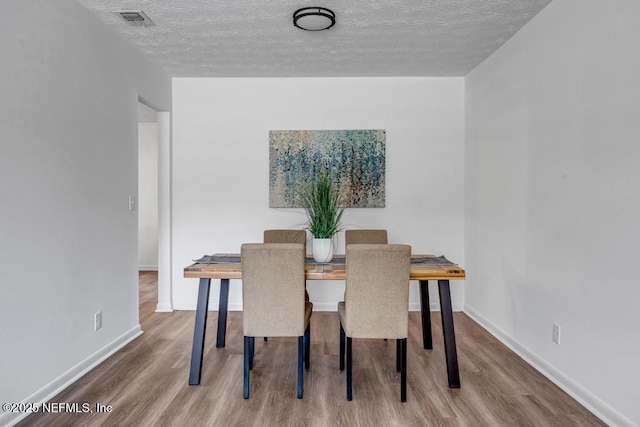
[
  {"xmin": 345, "ymin": 229, "xmax": 388, "ymax": 247},
  {"xmin": 344, "ymin": 244, "xmax": 411, "ymax": 339},
  {"xmin": 264, "ymin": 229, "xmax": 307, "ymax": 247},
  {"xmin": 241, "ymin": 243, "xmax": 306, "ymax": 337}
]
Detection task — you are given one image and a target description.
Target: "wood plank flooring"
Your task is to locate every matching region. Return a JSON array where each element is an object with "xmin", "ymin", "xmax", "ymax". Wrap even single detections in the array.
[{"xmin": 18, "ymin": 272, "xmax": 605, "ymax": 426}]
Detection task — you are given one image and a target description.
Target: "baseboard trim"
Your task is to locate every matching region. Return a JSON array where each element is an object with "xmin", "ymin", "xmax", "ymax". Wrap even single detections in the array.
[
  {"xmin": 310, "ymin": 303, "xmax": 341, "ymax": 312},
  {"xmin": 138, "ymin": 265, "xmax": 158, "ymax": 271},
  {"xmin": 172, "ymin": 302, "xmax": 244, "ymax": 311},
  {"xmin": 172, "ymin": 302, "xmax": 457, "ymax": 312},
  {"xmin": 155, "ymin": 303, "xmax": 174, "ymax": 312},
  {"xmin": 1, "ymin": 325, "xmax": 143, "ymax": 427},
  {"xmin": 464, "ymin": 305, "xmax": 635, "ymax": 427},
  {"xmin": 310, "ymin": 302, "xmax": 429, "ymax": 312}
]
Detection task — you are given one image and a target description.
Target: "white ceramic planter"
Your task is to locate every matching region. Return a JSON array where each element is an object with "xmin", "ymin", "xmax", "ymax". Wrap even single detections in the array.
[{"xmin": 312, "ymin": 238, "xmax": 334, "ymax": 263}]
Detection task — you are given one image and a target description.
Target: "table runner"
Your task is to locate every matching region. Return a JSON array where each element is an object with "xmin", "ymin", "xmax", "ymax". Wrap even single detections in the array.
[{"xmin": 194, "ymin": 254, "xmax": 456, "ymax": 266}]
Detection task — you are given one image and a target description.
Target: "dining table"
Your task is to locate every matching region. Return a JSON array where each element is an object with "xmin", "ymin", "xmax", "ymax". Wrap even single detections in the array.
[{"xmin": 183, "ymin": 253, "xmax": 465, "ymax": 389}]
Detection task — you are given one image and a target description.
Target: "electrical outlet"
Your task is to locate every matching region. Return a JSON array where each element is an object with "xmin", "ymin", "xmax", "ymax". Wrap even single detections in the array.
[
  {"xmin": 128, "ymin": 195, "xmax": 136, "ymax": 212},
  {"xmin": 552, "ymin": 323, "xmax": 560, "ymax": 345},
  {"xmin": 94, "ymin": 311, "xmax": 102, "ymax": 331}
]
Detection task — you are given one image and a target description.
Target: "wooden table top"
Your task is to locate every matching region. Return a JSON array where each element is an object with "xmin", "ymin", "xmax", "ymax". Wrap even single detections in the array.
[{"xmin": 184, "ymin": 254, "xmax": 465, "ymax": 281}]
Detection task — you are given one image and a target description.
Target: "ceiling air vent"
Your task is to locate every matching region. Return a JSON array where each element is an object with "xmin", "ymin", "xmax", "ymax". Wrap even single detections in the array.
[{"xmin": 116, "ymin": 10, "xmax": 155, "ymax": 27}]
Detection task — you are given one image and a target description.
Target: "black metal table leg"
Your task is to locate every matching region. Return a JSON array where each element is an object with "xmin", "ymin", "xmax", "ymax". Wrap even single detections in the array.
[
  {"xmin": 216, "ymin": 278, "xmax": 230, "ymax": 348},
  {"xmin": 438, "ymin": 279, "xmax": 460, "ymax": 388},
  {"xmin": 419, "ymin": 280, "xmax": 433, "ymax": 349},
  {"xmin": 189, "ymin": 278, "xmax": 211, "ymax": 385}
]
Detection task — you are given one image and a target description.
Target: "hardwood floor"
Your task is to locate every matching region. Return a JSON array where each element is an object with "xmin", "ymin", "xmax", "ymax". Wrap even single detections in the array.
[{"xmin": 19, "ymin": 272, "xmax": 605, "ymax": 426}]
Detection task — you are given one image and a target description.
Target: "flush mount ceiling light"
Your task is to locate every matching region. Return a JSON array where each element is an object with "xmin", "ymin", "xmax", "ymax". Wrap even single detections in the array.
[
  {"xmin": 115, "ymin": 10, "xmax": 155, "ymax": 27},
  {"xmin": 293, "ymin": 7, "xmax": 335, "ymax": 31}
]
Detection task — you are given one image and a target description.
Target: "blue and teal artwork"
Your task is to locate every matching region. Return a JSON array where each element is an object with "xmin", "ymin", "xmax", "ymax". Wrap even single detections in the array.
[{"xmin": 269, "ymin": 129, "xmax": 386, "ymax": 208}]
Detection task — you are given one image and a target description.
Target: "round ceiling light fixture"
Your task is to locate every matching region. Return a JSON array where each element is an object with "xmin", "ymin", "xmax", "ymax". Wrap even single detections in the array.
[{"xmin": 293, "ymin": 7, "xmax": 335, "ymax": 31}]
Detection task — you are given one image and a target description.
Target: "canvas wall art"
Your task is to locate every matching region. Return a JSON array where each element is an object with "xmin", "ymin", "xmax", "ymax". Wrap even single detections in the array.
[{"xmin": 269, "ymin": 129, "xmax": 386, "ymax": 208}]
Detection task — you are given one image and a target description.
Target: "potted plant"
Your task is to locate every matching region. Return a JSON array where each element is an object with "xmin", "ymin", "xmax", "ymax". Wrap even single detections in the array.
[{"xmin": 300, "ymin": 172, "xmax": 344, "ymax": 262}]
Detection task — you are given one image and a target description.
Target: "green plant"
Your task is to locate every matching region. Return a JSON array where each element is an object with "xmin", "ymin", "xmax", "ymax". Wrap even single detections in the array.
[{"xmin": 300, "ymin": 172, "xmax": 344, "ymax": 239}]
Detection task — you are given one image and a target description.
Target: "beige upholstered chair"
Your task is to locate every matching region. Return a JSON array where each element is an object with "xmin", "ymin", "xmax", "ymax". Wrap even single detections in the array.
[
  {"xmin": 264, "ymin": 229, "xmax": 307, "ymax": 246},
  {"xmin": 263, "ymin": 229, "xmax": 309, "ymax": 342},
  {"xmin": 343, "ymin": 229, "xmax": 388, "ymax": 303},
  {"xmin": 338, "ymin": 244, "xmax": 411, "ymax": 402},
  {"xmin": 241, "ymin": 243, "xmax": 312, "ymax": 399},
  {"xmin": 345, "ymin": 229, "xmax": 388, "ymax": 246}
]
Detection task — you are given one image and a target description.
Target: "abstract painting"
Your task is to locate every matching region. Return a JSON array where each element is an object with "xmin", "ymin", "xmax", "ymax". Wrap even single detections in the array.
[{"xmin": 269, "ymin": 130, "xmax": 386, "ymax": 208}]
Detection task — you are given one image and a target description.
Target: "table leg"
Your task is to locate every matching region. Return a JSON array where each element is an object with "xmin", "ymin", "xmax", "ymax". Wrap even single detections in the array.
[
  {"xmin": 438, "ymin": 279, "xmax": 460, "ymax": 388},
  {"xmin": 419, "ymin": 280, "xmax": 433, "ymax": 349},
  {"xmin": 189, "ymin": 278, "xmax": 211, "ymax": 385},
  {"xmin": 216, "ymin": 278, "xmax": 230, "ymax": 348}
]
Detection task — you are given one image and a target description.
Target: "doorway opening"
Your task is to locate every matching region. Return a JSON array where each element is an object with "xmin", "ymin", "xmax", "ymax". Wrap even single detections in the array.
[
  {"xmin": 137, "ymin": 101, "xmax": 159, "ymax": 273},
  {"xmin": 137, "ymin": 99, "xmax": 173, "ymax": 318}
]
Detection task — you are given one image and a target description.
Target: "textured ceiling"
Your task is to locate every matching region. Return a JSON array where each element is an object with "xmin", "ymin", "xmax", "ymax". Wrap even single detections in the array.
[{"xmin": 78, "ymin": 0, "xmax": 552, "ymax": 77}]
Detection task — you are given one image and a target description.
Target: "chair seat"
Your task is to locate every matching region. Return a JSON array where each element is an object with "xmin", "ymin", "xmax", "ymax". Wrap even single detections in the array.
[{"xmin": 338, "ymin": 300, "xmax": 406, "ymax": 340}]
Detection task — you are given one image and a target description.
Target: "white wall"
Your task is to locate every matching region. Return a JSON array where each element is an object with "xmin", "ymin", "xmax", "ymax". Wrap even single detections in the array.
[
  {"xmin": 138, "ymin": 122, "xmax": 159, "ymax": 270},
  {"xmin": 172, "ymin": 77, "xmax": 464, "ymax": 312},
  {"xmin": 156, "ymin": 112, "xmax": 174, "ymax": 312},
  {"xmin": 0, "ymin": 1, "xmax": 171, "ymax": 424},
  {"xmin": 465, "ymin": 0, "xmax": 640, "ymax": 425}
]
